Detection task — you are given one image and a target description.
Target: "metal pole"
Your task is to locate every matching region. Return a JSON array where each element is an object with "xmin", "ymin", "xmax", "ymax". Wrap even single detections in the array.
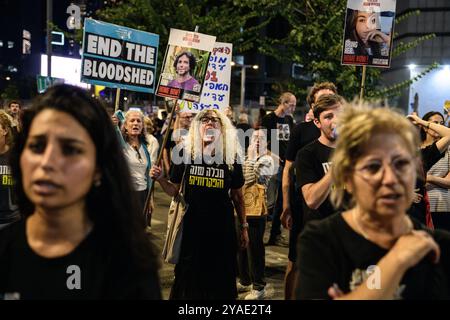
[
  {"xmin": 359, "ymin": 65, "xmax": 367, "ymax": 101},
  {"xmin": 240, "ymin": 66, "xmax": 246, "ymax": 108},
  {"xmin": 46, "ymin": 0, "xmax": 53, "ymax": 78}
]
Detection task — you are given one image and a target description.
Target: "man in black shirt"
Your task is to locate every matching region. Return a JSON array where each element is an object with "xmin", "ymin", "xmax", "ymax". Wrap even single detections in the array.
[
  {"xmin": 280, "ymin": 82, "xmax": 337, "ymax": 299},
  {"xmin": 261, "ymin": 92, "xmax": 296, "ymax": 246},
  {"xmin": 297, "ymin": 94, "xmax": 343, "ymax": 224}
]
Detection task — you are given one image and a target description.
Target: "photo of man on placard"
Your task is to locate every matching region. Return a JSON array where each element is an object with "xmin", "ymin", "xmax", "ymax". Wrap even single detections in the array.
[{"xmin": 168, "ymin": 51, "xmax": 201, "ymax": 92}]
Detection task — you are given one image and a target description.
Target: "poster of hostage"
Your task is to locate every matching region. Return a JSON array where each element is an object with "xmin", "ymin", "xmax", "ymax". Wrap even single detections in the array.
[
  {"xmin": 156, "ymin": 28, "xmax": 216, "ymax": 102},
  {"xmin": 81, "ymin": 18, "xmax": 159, "ymax": 93},
  {"xmin": 341, "ymin": 0, "xmax": 396, "ymax": 68}
]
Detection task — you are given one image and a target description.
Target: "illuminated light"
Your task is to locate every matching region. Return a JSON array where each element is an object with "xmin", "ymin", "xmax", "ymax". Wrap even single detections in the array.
[
  {"xmin": 230, "ymin": 61, "xmax": 236, "ymax": 67},
  {"xmin": 123, "ymin": 97, "xmax": 128, "ymax": 101},
  {"xmin": 5, "ymin": 76, "xmax": 11, "ymax": 81},
  {"xmin": 41, "ymin": 54, "xmax": 90, "ymax": 89},
  {"xmin": 252, "ymin": 65, "xmax": 259, "ymax": 70},
  {"xmin": 408, "ymin": 64, "xmax": 417, "ymax": 70}
]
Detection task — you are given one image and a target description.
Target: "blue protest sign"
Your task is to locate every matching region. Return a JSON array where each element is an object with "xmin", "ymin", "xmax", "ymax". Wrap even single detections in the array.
[{"xmin": 81, "ymin": 18, "xmax": 159, "ymax": 93}]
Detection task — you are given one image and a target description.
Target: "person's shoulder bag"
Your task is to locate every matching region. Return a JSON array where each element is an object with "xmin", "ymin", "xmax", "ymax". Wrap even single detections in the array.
[{"xmin": 162, "ymin": 166, "xmax": 188, "ymax": 264}]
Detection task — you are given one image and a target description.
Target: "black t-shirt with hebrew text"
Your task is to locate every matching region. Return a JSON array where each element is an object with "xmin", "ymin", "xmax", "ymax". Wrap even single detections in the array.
[
  {"xmin": 296, "ymin": 213, "xmax": 450, "ymax": 299},
  {"xmin": 0, "ymin": 151, "xmax": 20, "ymax": 224}
]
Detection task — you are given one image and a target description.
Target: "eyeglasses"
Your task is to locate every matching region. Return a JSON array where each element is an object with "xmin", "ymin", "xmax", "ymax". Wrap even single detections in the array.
[
  {"xmin": 200, "ymin": 116, "xmax": 221, "ymax": 125},
  {"xmin": 354, "ymin": 156, "xmax": 415, "ymax": 184}
]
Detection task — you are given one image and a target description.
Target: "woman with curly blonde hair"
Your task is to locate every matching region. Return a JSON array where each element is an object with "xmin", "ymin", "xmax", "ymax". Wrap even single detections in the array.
[{"xmin": 151, "ymin": 109, "xmax": 248, "ymax": 299}]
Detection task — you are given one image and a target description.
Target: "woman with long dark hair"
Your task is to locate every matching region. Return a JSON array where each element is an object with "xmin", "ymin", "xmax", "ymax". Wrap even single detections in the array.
[
  {"xmin": 345, "ymin": 8, "xmax": 391, "ymax": 60},
  {"xmin": 420, "ymin": 111, "xmax": 450, "ymax": 231},
  {"xmin": 0, "ymin": 85, "xmax": 161, "ymax": 299}
]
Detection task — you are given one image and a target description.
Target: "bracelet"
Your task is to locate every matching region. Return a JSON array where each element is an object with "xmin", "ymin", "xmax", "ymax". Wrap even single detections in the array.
[{"xmin": 240, "ymin": 222, "xmax": 249, "ymax": 229}]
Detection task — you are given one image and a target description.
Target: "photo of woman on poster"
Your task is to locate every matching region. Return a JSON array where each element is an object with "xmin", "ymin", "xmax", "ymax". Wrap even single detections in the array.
[
  {"xmin": 344, "ymin": 8, "xmax": 391, "ymax": 58},
  {"xmin": 341, "ymin": 0, "xmax": 396, "ymax": 67}
]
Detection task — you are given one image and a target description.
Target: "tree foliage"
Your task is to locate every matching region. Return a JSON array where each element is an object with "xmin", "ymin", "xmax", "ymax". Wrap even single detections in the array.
[
  {"xmin": 93, "ymin": 0, "xmax": 436, "ymax": 105},
  {"xmin": 95, "ymin": 0, "xmax": 269, "ymax": 73}
]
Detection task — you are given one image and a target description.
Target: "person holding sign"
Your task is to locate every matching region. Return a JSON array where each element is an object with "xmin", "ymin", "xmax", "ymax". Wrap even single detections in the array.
[
  {"xmin": 345, "ymin": 8, "xmax": 391, "ymax": 59},
  {"xmin": 150, "ymin": 109, "xmax": 248, "ymax": 299},
  {"xmin": 168, "ymin": 51, "xmax": 200, "ymax": 92},
  {"xmin": 0, "ymin": 85, "xmax": 161, "ymax": 299}
]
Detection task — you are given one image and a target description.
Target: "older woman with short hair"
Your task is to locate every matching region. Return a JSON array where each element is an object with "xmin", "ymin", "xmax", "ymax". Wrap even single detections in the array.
[{"xmin": 295, "ymin": 102, "xmax": 450, "ymax": 300}]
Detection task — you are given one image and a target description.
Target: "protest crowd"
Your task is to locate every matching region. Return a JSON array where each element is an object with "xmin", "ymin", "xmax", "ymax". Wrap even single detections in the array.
[{"xmin": 1, "ymin": 0, "xmax": 450, "ymax": 302}]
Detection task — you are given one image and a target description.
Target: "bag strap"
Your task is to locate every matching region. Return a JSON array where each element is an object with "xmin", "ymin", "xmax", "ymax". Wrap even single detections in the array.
[
  {"xmin": 141, "ymin": 140, "xmax": 152, "ymax": 189},
  {"xmin": 178, "ymin": 165, "xmax": 188, "ymax": 195}
]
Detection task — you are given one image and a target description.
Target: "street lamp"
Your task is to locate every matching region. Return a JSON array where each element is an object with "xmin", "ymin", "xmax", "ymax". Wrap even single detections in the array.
[{"xmin": 231, "ymin": 61, "xmax": 259, "ymax": 108}]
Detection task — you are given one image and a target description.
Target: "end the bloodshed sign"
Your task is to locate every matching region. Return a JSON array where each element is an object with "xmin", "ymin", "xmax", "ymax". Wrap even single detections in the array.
[{"xmin": 81, "ymin": 19, "xmax": 159, "ymax": 93}]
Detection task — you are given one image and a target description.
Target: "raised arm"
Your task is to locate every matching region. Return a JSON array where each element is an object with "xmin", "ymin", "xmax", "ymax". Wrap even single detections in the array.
[{"xmin": 408, "ymin": 114, "xmax": 450, "ymax": 152}]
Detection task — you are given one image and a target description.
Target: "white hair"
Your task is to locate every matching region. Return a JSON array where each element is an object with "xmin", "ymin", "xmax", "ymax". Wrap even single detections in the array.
[{"xmin": 184, "ymin": 109, "xmax": 243, "ymax": 166}]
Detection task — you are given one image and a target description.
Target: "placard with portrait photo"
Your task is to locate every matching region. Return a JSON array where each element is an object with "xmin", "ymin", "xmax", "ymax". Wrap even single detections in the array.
[{"xmin": 156, "ymin": 28, "xmax": 216, "ymax": 102}]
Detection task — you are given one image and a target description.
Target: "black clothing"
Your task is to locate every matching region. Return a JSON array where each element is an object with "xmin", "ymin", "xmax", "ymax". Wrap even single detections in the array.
[
  {"xmin": 408, "ymin": 143, "xmax": 445, "ymax": 225},
  {"xmin": 0, "ymin": 221, "xmax": 161, "ymax": 300},
  {"xmin": 237, "ymin": 217, "xmax": 266, "ymax": 291},
  {"xmin": 285, "ymin": 121, "xmax": 321, "ymax": 261},
  {"xmin": 296, "ymin": 140, "xmax": 335, "ymax": 224},
  {"xmin": 236, "ymin": 123, "xmax": 252, "ymax": 132},
  {"xmin": 0, "ymin": 151, "xmax": 20, "ymax": 225},
  {"xmin": 296, "ymin": 213, "xmax": 450, "ymax": 299},
  {"xmin": 169, "ymin": 161, "xmax": 244, "ymax": 299},
  {"xmin": 261, "ymin": 112, "xmax": 294, "ymax": 162},
  {"xmin": 286, "ymin": 121, "xmax": 320, "ymax": 162}
]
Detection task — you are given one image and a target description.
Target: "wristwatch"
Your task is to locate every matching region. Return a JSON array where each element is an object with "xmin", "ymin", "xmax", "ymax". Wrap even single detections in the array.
[{"xmin": 241, "ymin": 222, "xmax": 249, "ymax": 229}]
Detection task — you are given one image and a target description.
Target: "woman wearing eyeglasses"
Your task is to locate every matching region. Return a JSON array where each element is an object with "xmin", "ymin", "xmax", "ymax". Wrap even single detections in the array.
[
  {"xmin": 295, "ymin": 103, "xmax": 450, "ymax": 299},
  {"xmin": 114, "ymin": 109, "xmax": 152, "ymax": 218},
  {"xmin": 150, "ymin": 109, "xmax": 248, "ymax": 300}
]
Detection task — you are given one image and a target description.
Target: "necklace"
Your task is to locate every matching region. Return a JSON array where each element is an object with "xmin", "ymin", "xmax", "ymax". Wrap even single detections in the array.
[{"xmin": 351, "ymin": 208, "xmax": 413, "ymax": 241}]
